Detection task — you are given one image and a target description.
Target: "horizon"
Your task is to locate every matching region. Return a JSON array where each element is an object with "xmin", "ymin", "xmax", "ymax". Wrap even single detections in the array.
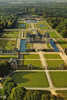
[{"xmin": 0, "ymin": 0, "xmax": 67, "ymax": 3}]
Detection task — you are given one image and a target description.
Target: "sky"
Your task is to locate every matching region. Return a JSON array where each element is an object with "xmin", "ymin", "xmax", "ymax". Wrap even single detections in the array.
[{"xmin": 0, "ymin": 0, "xmax": 67, "ymax": 3}]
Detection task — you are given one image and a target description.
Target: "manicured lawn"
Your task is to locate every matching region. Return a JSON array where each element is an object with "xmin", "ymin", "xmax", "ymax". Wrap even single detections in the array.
[
  {"xmin": 0, "ymin": 55, "xmax": 17, "ymax": 59},
  {"xmin": 11, "ymin": 72, "xmax": 49, "ymax": 87},
  {"xmin": 24, "ymin": 60, "xmax": 42, "ymax": 69},
  {"xmin": 24, "ymin": 54, "xmax": 40, "ymax": 59},
  {"xmin": 49, "ymin": 31, "xmax": 60, "ymax": 38},
  {"xmin": 0, "ymin": 40, "xmax": 16, "ymax": 50},
  {"xmin": 2, "ymin": 31, "xmax": 19, "ymax": 38},
  {"xmin": 44, "ymin": 54, "xmax": 61, "ymax": 59},
  {"xmin": 58, "ymin": 40, "xmax": 67, "ymax": 49},
  {"xmin": 50, "ymin": 72, "xmax": 67, "ymax": 87},
  {"xmin": 47, "ymin": 60, "xmax": 64, "ymax": 69},
  {"xmin": 47, "ymin": 43, "xmax": 52, "ymax": 49}
]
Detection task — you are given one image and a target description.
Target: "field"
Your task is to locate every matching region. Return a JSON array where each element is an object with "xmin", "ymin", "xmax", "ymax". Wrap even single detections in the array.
[
  {"xmin": 11, "ymin": 72, "xmax": 49, "ymax": 88},
  {"xmin": 50, "ymin": 72, "xmax": 67, "ymax": 87}
]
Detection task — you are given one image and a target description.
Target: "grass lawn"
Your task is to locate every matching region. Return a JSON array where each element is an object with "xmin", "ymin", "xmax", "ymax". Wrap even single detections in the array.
[
  {"xmin": 11, "ymin": 72, "xmax": 49, "ymax": 88},
  {"xmin": 24, "ymin": 54, "xmax": 40, "ymax": 59},
  {"xmin": 44, "ymin": 54, "xmax": 61, "ymax": 59},
  {"xmin": 24, "ymin": 60, "xmax": 42, "ymax": 69},
  {"xmin": 0, "ymin": 55, "xmax": 17, "ymax": 59},
  {"xmin": 50, "ymin": 72, "xmax": 67, "ymax": 88},
  {"xmin": 0, "ymin": 40, "xmax": 16, "ymax": 50},
  {"xmin": 49, "ymin": 31, "xmax": 60, "ymax": 38},
  {"xmin": 47, "ymin": 60, "xmax": 64, "ymax": 69},
  {"xmin": 58, "ymin": 40, "xmax": 67, "ymax": 49},
  {"xmin": 47, "ymin": 43, "xmax": 52, "ymax": 49},
  {"xmin": 2, "ymin": 31, "xmax": 19, "ymax": 38}
]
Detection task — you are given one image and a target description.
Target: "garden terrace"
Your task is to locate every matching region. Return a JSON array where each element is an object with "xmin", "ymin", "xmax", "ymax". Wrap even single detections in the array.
[
  {"xmin": 11, "ymin": 71, "xmax": 49, "ymax": 88},
  {"xmin": 50, "ymin": 72, "xmax": 67, "ymax": 88},
  {"xmin": 44, "ymin": 54, "xmax": 61, "ymax": 59},
  {"xmin": 47, "ymin": 60, "xmax": 65, "ymax": 70},
  {"xmin": 24, "ymin": 60, "xmax": 42, "ymax": 70},
  {"xmin": 44, "ymin": 54, "xmax": 64, "ymax": 70}
]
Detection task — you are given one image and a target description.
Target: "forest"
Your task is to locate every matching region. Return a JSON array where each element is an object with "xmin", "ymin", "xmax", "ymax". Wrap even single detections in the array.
[{"xmin": 0, "ymin": 2, "xmax": 67, "ymax": 37}]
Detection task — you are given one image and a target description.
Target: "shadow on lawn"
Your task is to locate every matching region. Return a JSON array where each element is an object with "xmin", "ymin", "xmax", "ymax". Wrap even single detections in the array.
[
  {"xmin": 11, "ymin": 72, "xmax": 35, "ymax": 84},
  {"xmin": 16, "ymin": 65, "xmax": 42, "ymax": 70}
]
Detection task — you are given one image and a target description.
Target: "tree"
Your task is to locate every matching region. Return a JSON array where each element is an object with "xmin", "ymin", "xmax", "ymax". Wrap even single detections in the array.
[
  {"xmin": 3, "ymin": 77, "xmax": 17, "ymax": 98},
  {"xmin": 24, "ymin": 90, "xmax": 32, "ymax": 100},
  {"xmin": 32, "ymin": 91, "xmax": 40, "ymax": 100},
  {"xmin": 9, "ymin": 86, "xmax": 26, "ymax": 100},
  {"xmin": 24, "ymin": 90, "xmax": 40, "ymax": 100},
  {"xmin": 0, "ymin": 61, "xmax": 12, "ymax": 77},
  {"xmin": 41, "ymin": 94, "xmax": 46, "ymax": 100}
]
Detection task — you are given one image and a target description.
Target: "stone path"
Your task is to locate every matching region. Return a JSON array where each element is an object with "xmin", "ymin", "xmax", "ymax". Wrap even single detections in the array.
[
  {"xmin": 39, "ymin": 51, "xmax": 57, "ymax": 95},
  {"xmin": 60, "ymin": 52, "xmax": 67, "ymax": 65},
  {"xmin": 25, "ymin": 87, "xmax": 67, "ymax": 91},
  {"xmin": 15, "ymin": 70, "xmax": 67, "ymax": 72},
  {"xmin": 16, "ymin": 32, "xmax": 21, "ymax": 49}
]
